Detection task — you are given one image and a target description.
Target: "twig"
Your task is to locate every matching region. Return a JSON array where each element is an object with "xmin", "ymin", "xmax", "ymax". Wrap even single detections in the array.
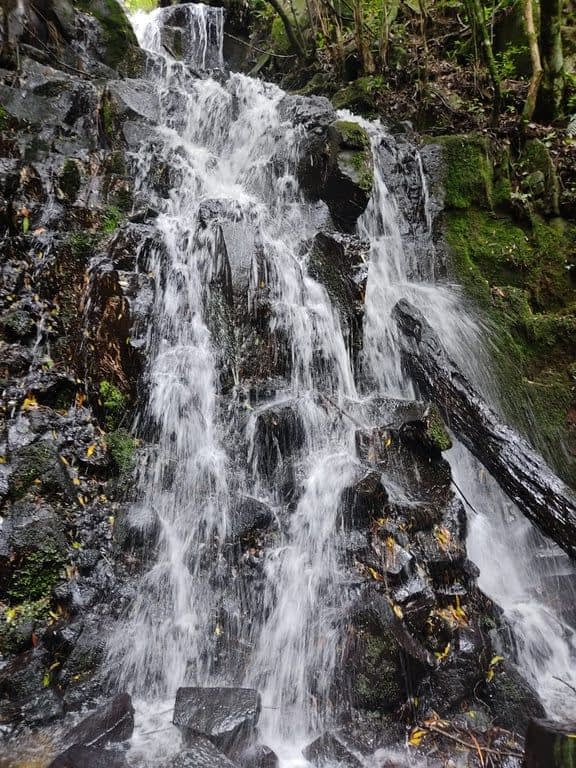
[
  {"xmin": 553, "ymin": 675, "xmax": 576, "ymax": 696},
  {"xmin": 224, "ymin": 32, "xmax": 297, "ymax": 60},
  {"xmin": 428, "ymin": 724, "xmax": 523, "ymax": 759}
]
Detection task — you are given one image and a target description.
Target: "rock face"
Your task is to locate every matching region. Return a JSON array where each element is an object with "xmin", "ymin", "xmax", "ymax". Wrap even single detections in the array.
[
  {"xmin": 63, "ymin": 692, "xmax": 135, "ymax": 748},
  {"xmin": 173, "ymin": 687, "xmax": 261, "ymax": 754}
]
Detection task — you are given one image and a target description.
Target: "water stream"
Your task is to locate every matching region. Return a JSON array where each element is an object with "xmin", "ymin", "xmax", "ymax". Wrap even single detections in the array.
[{"xmin": 107, "ymin": 4, "xmax": 576, "ymax": 764}]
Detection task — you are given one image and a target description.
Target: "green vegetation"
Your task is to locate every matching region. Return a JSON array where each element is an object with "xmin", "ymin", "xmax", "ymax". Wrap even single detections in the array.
[
  {"xmin": 60, "ymin": 158, "xmax": 82, "ymax": 202},
  {"xmin": 0, "ymin": 599, "xmax": 50, "ymax": 656},
  {"xmin": 99, "ymin": 380, "xmax": 127, "ymax": 429},
  {"xmin": 8, "ymin": 547, "xmax": 64, "ymax": 603},
  {"xmin": 102, "ymin": 205, "xmax": 123, "ymax": 234},
  {"xmin": 76, "ymin": 0, "xmax": 141, "ymax": 73},
  {"xmin": 439, "ymin": 133, "xmax": 576, "ymax": 484},
  {"xmin": 106, "ymin": 429, "xmax": 137, "ymax": 474}
]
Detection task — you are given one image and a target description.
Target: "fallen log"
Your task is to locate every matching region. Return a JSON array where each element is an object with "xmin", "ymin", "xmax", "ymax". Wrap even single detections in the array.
[{"xmin": 392, "ymin": 298, "xmax": 576, "ymax": 559}]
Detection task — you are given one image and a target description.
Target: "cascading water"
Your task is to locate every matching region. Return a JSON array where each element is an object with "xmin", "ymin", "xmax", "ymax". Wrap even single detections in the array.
[{"xmin": 105, "ymin": 4, "xmax": 575, "ymax": 765}]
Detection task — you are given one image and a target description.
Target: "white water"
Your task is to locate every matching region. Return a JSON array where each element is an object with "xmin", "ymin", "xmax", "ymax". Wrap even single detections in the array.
[{"xmin": 106, "ymin": 5, "xmax": 576, "ymax": 765}]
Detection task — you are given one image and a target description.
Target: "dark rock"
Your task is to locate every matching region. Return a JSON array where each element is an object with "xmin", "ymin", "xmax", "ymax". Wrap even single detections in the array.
[
  {"xmin": 524, "ymin": 718, "xmax": 576, "ymax": 768},
  {"xmin": 228, "ymin": 496, "xmax": 275, "ymax": 543},
  {"xmin": 0, "ymin": 501, "xmax": 67, "ymax": 600},
  {"xmin": 237, "ymin": 743, "xmax": 278, "ymax": 768},
  {"xmin": 166, "ymin": 734, "xmax": 238, "ymax": 768},
  {"xmin": 481, "ymin": 662, "xmax": 545, "ymax": 734},
  {"xmin": 9, "ymin": 439, "xmax": 74, "ymax": 501},
  {"xmin": 0, "ymin": 649, "xmax": 63, "ymax": 725},
  {"xmin": 63, "ymin": 693, "xmax": 134, "ymax": 748},
  {"xmin": 342, "ymin": 589, "xmax": 434, "ymax": 712},
  {"xmin": 277, "ymin": 94, "xmax": 337, "ymax": 129},
  {"xmin": 173, "ymin": 686, "xmax": 261, "ymax": 754},
  {"xmin": 303, "ymin": 732, "xmax": 363, "ymax": 768},
  {"xmin": 339, "ymin": 469, "xmax": 388, "ymax": 528},
  {"xmin": 20, "ymin": 686, "xmax": 64, "ymax": 726},
  {"xmin": 251, "ymin": 402, "xmax": 305, "ymax": 487},
  {"xmin": 47, "ymin": 745, "xmax": 129, "ymax": 768}
]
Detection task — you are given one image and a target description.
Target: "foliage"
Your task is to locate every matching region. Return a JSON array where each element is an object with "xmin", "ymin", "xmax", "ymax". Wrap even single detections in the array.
[
  {"xmin": 106, "ymin": 429, "xmax": 137, "ymax": 474},
  {"xmin": 99, "ymin": 380, "xmax": 127, "ymax": 429},
  {"xmin": 124, "ymin": 0, "xmax": 157, "ymax": 11}
]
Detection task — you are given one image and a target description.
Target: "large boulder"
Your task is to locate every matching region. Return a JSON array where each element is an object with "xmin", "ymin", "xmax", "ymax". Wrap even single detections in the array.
[
  {"xmin": 48, "ymin": 745, "xmax": 129, "ymax": 768},
  {"xmin": 303, "ymin": 732, "xmax": 363, "ymax": 768},
  {"xmin": 173, "ymin": 687, "xmax": 261, "ymax": 754},
  {"xmin": 166, "ymin": 735, "xmax": 239, "ymax": 768},
  {"xmin": 481, "ymin": 662, "xmax": 545, "ymax": 734},
  {"xmin": 63, "ymin": 693, "xmax": 134, "ymax": 748}
]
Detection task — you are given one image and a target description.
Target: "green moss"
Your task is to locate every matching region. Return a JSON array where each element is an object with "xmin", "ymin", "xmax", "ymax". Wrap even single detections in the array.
[
  {"xmin": 0, "ymin": 105, "xmax": 8, "ymax": 131},
  {"xmin": 334, "ymin": 120, "xmax": 369, "ymax": 149},
  {"xmin": 8, "ymin": 547, "xmax": 64, "ymax": 602},
  {"xmin": 520, "ymin": 139, "xmax": 560, "ymax": 215},
  {"xmin": 106, "ymin": 429, "xmax": 137, "ymax": 474},
  {"xmin": 435, "ymin": 135, "xmax": 494, "ymax": 209},
  {"xmin": 102, "ymin": 205, "xmax": 123, "ymax": 234},
  {"xmin": 444, "ymin": 205, "xmax": 576, "ymax": 484},
  {"xmin": 427, "ymin": 406, "xmax": 453, "ymax": 452},
  {"xmin": 10, "ymin": 442, "xmax": 66, "ymax": 500},
  {"xmin": 60, "ymin": 159, "xmax": 81, "ymax": 202},
  {"xmin": 353, "ymin": 632, "xmax": 402, "ymax": 710},
  {"xmin": 68, "ymin": 231, "xmax": 96, "ymax": 260},
  {"xmin": 331, "ymin": 77, "xmax": 383, "ymax": 116},
  {"xmin": 76, "ymin": 0, "xmax": 141, "ymax": 73},
  {"xmin": 100, "ymin": 97, "xmax": 117, "ymax": 138},
  {"xmin": 99, "ymin": 380, "xmax": 127, "ymax": 429},
  {"xmin": 0, "ymin": 598, "xmax": 50, "ymax": 656}
]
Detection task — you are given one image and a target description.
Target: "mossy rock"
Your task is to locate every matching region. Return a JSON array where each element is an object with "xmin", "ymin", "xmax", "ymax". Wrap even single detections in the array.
[
  {"xmin": 519, "ymin": 139, "xmax": 560, "ymax": 216},
  {"xmin": 0, "ymin": 599, "xmax": 50, "ymax": 656},
  {"xmin": 59, "ymin": 159, "xmax": 82, "ymax": 203},
  {"xmin": 434, "ymin": 134, "xmax": 495, "ymax": 210},
  {"xmin": 425, "ymin": 405, "xmax": 452, "ymax": 453},
  {"xmin": 332, "ymin": 121, "xmax": 373, "ymax": 195},
  {"xmin": 76, "ymin": 0, "xmax": 144, "ymax": 76},
  {"xmin": 9, "ymin": 441, "xmax": 73, "ymax": 501},
  {"xmin": 331, "ymin": 77, "xmax": 381, "ymax": 116}
]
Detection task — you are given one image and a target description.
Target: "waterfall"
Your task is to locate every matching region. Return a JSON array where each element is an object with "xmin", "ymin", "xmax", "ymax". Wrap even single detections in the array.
[{"xmin": 107, "ymin": 4, "xmax": 575, "ymax": 764}]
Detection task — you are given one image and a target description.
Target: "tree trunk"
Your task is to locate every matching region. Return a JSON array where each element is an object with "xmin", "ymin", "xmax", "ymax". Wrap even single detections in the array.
[
  {"xmin": 392, "ymin": 299, "xmax": 576, "ymax": 560},
  {"xmin": 524, "ymin": 719, "xmax": 576, "ymax": 767},
  {"xmin": 463, "ymin": 0, "xmax": 502, "ymax": 116},
  {"xmin": 522, "ymin": 0, "xmax": 542, "ymax": 122},
  {"xmin": 266, "ymin": 0, "xmax": 309, "ymax": 60},
  {"xmin": 536, "ymin": 0, "xmax": 565, "ymax": 120}
]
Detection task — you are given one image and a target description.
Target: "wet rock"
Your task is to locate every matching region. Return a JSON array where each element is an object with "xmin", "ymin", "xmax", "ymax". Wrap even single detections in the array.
[
  {"xmin": 237, "ymin": 743, "xmax": 279, "ymax": 768},
  {"xmin": 63, "ymin": 692, "xmax": 134, "ymax": 748},
  {"xmin": 0, "ymin": 648, "xmax": 63, "ymax": 725},
  {"xmin": 343, "ymin": 589, "xmax": 434, "ymax": 712},
  {"xmin": 0, "ymin": 501, "xmax": 67, "ymax": 600},
  {"xmin": 524, "ymin": 718, "xmax": 576, "ymax": 768},
  {"xmin": 303, "ymin": 732, "xmax": 363, "ymax": 768},
  {"xmin": 9, "ymin": 439, "xmax": 74, "ymax": 501},
  {"xmin": 481, "ymin": 662, "xmax": 545, "ymax": 733},
  {"xmin": 173, "ymin": 686, "xmax": 261, "ymax": 754},
  {"xmin": 167, "ymin": 734, "xmax": 238, "ymax": 768},
  {"xmin": 399, "ymin": 404, "xmax": 452, "ymax": 458},
  {"xmin": 228, "ymin": 496, "xmax": 276, "ymax": 543},
  {"xmin": 58, "ymin": 620, "xmax": 109, "ymax": 701},
  {"xmin": 277, "ymin": 95, "xmax": 337, "ymax": 129},
  {"xmin": 339, "ymin": 469, "xmax": 388, "ymax": 528},
  {"xmin": 47, "ymin": 744, "xmax": 129, "ymax": 768},
  {"xmin": 308, "ymin": 232, "xmax": 367, "ymax": 356},
  {"xmin": 251, "ymin": 402, "xmax": 305, "ymax": 487}
]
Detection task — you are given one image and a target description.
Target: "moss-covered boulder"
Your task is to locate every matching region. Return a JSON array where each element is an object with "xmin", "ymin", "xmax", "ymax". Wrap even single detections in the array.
[
  {"xmin": 9, "ymin": 441, "xmax": 74, "ymax": 501},
  {"xmin": 75, "ymin": 0, "xmax": 144, "ymax": 76},
  {"xmin": 519, "ymin": 139, "xmax": 560, "ymax": 217}
]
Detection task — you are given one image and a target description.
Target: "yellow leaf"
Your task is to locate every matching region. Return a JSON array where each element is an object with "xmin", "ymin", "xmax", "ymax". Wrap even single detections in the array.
[
  {"xmin": 5, "ymin": 607, "xmax": 19, "ymax": 624},
  {"xmin": 73, "ymin": 477, "xmax": 81, "ymax": 486},
  {"xmin": 486, "ymin": 668, "xmax": 495, "ymax": 682},
  {"xmin": 434, "ymin": 525, "xmax": 451, "ymax": 550},
  {"xmin": 86, "ymin": 444, "xmax": 97, "ymax": 458},
  {"xmin": 77, "ymin": 494, "xmax": 85, "ymax": 506},
  {"xmin": 408, "ymin": 727, "xmax": 427, "ymax": 747},
  {"xmin": 368, "ymin": 566, "xmax": 384, "ymax": 582},
  {"xmin": 0, "ymin": 456, "xmax": 6, "ymax": 464},
  {"xmin": 435, "ymin": 642, "xmax": 451, "ymax": 661},
  {"xmin": 108, "ymin": 516, "xmax": 115, "ymax": 526},
  {"xmin": 214, "ymin": 624, "xmax": 222, "ymax": 637},
  {"xmin": 42, "ymin": 672, "xmax": 51, "ymax": 687},
  {"xmin": 385, "ymin": 436, "xmax": 392, "ymax": 448},
  {"xmin": 22, "ymin": 394, "xmax": 38, "ymax": 410},
  {"xmin": 489, "ymin": 655, "xmax": 504, "ymax": 667},
  {"xmin": 71, "ymin": 541, "xmax": 82, "ymax": 549},
  {"xmin": 60, "ymin": 455, "xmax": 69, "ymax": 466},
  {"xmin": 392, "ymin": 603, "xmax": 403, "ymax": 619}
]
